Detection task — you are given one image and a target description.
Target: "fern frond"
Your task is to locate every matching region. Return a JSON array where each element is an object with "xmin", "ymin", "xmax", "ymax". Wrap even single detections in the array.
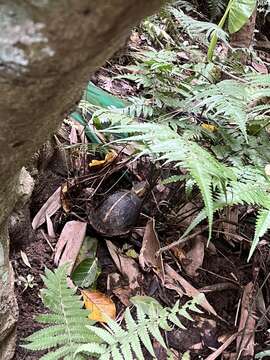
[
  {"xmin": 106, "ymin": 121, "xmax": 234, "ymax": 238},
  {"xmin": 169, "ymin": 6, "xmax": 229, "ymax": 44},
  {"xmin": 182, "ymin": 167, "xmax": 270, "ymax": 255},
  {"xmin": 189, "ymin": 80, "xmax": 249, "ymax": 141},
  {"xmin": 207, "ymin": 0, "xmax": 226, "ymax": 19},
  {"xmin": 22, "ymin": 264, "xmax": 98, "ymax": 359},
  {"xmin": 76, "ymin": 296, "xmax": 202, "ymax": 360},
  {"xmin": 248, "ymin": 209, "xmax": 270, "ymax": 261}
]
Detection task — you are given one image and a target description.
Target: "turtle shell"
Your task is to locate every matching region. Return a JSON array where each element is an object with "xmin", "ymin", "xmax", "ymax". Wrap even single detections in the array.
[{"xmin": 88, "ymin": 190, "xmax": 142, "ymax": 236}]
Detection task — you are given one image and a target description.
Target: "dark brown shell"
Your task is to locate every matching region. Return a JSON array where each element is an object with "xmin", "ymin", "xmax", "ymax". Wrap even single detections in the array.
[{"xmin": 88, "ymin": 190, "xmax": 142, "ymax": 236}]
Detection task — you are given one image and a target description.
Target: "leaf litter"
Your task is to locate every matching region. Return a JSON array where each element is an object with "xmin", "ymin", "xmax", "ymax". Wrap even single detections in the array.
[{"xmin": 15, "ymin": 7, "xmax": 270, "ymax": 359}]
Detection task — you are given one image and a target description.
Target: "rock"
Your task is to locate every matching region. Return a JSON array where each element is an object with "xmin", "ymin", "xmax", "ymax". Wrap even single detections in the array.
[{"xmin": 0, "ymin": 0, "xmax": 164, "ymax": 358}]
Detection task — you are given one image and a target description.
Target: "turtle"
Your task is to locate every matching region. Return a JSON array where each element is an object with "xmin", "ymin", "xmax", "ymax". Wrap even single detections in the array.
[{"xmin": 88, "ymin": 182, "xmax": 147, "ymax": 237}]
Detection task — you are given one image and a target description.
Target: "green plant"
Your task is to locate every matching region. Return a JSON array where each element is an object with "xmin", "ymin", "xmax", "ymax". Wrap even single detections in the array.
[
  {"xmin": 23, "ymin": 265, "xmax": 203, "ymax": 360},
  {"xmin": 75, "ymin": 295, "xmax": 202, "ymax": 360},
  {"xmin": 208, "ymin": 0, "xmax": 257, "ymax": 60},
  {"xmin": 16, "ymin": 274, "xmax": 37, "ymax": 293},
  {"xmin": 22, "ymin": 265, "xmax": 98, "ymax": 359}
]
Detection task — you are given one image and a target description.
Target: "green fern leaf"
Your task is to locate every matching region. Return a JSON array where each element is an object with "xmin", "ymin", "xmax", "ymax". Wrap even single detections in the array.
[
  {"xmin": 76, "ymin": 296, "xmax": 201, "ymax": 360},
  {"xmin": 248, "ymin": 209, "xmax": 270, "ymax": 261},
  {"xmin": 22, "ymin": 264, "xmax": 98, "ymax": 359}
]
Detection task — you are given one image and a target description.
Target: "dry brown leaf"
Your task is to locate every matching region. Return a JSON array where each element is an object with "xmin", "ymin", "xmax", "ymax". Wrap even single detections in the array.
[
  {"xmin": 68, "ymin": 117, "xmax": 88, "ymax": 144},
  {"xmin": 139, "ymin": 219, "xmax": 164, "ymax": 282},
  {"xmin": 32, "ymin": 186, "xmax": 61, "ymax": 230},
  {"xmin": 82, "ymin": 290, "xmax": 116, "ymax": 323},
  {"xmin": 46, "ymin": 213, "xmax": 56, "ymax": 239},
  {"xmin": 183, "ymin": 235, "xmax": 205, "ymax": 277},
  {"xmin": 165, "ymin": 264, "xmax": 218, "ymax": 317},
  {"xmin": 236, "ymin": 282, "xmax": 256, "ymax": 358},
  {"xmin": 54, "ymin": 221, "xmax": 87, "ymax": 275},
  {"xmin": 221, "ymin": 207, "xmax": 239, "ymax": 244},
  {"xmin": 107, "ymin": 273, "xmax": 132, "ymax": 306},
  {"xmin": 69, "ymin": 124, "xmax": 78, "ymax": 144},
  {"xmin": 177, "ymin": 202, "xmax": 200, "ymax": 229},
  {"xmin": 106, "ymin": 240, "xmax": 141, "ymax": 290},
  {"xmin": 251, "ymin": 61, "xmax": 268, "ymax": 74},
  {"xmin": 20, "ymin": 251, "xmax": 31, "ymax": 268}
]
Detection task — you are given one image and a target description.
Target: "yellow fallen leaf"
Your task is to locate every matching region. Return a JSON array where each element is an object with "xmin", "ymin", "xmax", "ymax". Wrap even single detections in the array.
[
  {"xmin": 82, "ymin": 290, "xmax": 116, "ymax": 323},
  {"xmin": 89, "ymin": 150, "xmax": 117, "ymax": 168},
  {"xmin": 265, "ymin": 164, "xmax": 270, "ymax": 176},
  {"xmin": 61, "ymin": 182, "xmax": 72, "ymax": 213},
  {"xmin": 201, "ymin": 123, "xmax": 217, "ymax": 132}
]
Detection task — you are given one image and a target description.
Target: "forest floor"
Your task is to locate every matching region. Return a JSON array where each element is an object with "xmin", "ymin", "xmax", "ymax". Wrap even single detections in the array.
[{"xmin": 10, "ymin": 7, "xmax": 270, "ymax": 360}]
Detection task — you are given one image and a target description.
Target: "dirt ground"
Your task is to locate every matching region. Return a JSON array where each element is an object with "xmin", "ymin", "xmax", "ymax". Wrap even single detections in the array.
[{"xmin": 11, "ymin": 159, "xmax": 270, "ymax": 359}]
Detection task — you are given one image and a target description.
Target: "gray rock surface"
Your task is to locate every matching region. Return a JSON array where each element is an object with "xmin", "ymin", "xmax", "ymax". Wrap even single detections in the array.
[{"xmin": 0, "ymin": 0, "xmax": 164, "ymax": 358}]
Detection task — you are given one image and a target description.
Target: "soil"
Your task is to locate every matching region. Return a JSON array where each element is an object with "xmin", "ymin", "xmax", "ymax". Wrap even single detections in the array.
[
  {"xmin": 11, "ymin": 234, "xmax": 54, "ymax": 360},
  {"xmin": 11, "ymin": 158, "xmax": 270, "ymax": 359}
]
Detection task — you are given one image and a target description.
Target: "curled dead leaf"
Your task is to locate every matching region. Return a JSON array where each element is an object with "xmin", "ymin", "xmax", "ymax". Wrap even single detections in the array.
[
  {"xmin": 32, "ymin": 186, "xmax": 61, "ymax": 230},
  {"xmin": 139, "ymin": 219, "xmax": 164, "ymax": 282},
  {"xmin": 182, "ymin": 235, "xmax": 205, "ymax": 277},
  {"xmin": 106, "ymin": 240, "xmax": 142, "ymax": 290},
  {"xmin": 236, "ymin": 282, "xmax": 256, "ymax": 358},
  {"xmin": 54, "ymin": 221, "xmax": 87, "ymax": 276},
  {"xmin": 165, "ymin": 264, "xmax": 218, "ymax": 318}
]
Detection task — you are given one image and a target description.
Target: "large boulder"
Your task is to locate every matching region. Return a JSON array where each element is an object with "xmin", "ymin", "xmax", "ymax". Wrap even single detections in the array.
[{"xmin": 0, "ymin": 1, "xmax": 164, "ymax": 358}]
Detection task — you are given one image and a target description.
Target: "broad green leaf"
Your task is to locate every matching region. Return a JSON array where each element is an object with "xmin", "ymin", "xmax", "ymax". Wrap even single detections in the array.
[
  {"xmin": 228, "ymin": 0, "xmax": 256, "ymax": 34},
  {"xmin": 131, "ymin": 296, "xmax": 163, "ymax": 314},
  {"xmin": 72, "ymin": 258, "xmax": 100, "ymax": 288}
]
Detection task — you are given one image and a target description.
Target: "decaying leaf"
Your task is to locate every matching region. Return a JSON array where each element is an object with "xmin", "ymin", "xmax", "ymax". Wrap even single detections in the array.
[
  {"xmin": 107, "ymin": 272, "xmax": 132, "ymax": 306},
  {"xmin": 54, "ymin": 221, "xmax": 87, "ymax": 275},
  {"xmin": 182, "ymin": 235, "xmax": 205, "ymax": 277},
  {"xmin": 46, "ymin": 213, "xmax": 56, "ymax": 239},
  {"xmin": 82, "ymin": 290, "xmax": 116, "ymax": 323},
  {"xmin": 32, "ymin": 186, "xmax": 61, "ymax": 230},
  {"xmin": 20, "ymin": 251, "xmax": 31, "ymax": 268},
  {"xmin": 61, "ymin": 182, "xmax": 72, "ymax": 213},
  {"xmin": 139, "ymin": 219, "xmax": 164, "ymax": 281},
  {"xmin": 221, "ymin": 207, "xmax": 239, "ymax": 244},
  {"xmin": 106, "ymin": 240, "xmax": 142, "ymax": 290},
  {"xmin": 201, "ymin": 123, "xmax": 217, "ymax": 132},
  {"xmin": 69, "ymin": 123, "xmax": 78, "ymax": 144},
  {"xmin": 165, "ymin": 264, "xmax": 218, "ymax": 317},
  {"xmin": 236, "ymin": 282, "xmax": 256, "ymax": 358}
]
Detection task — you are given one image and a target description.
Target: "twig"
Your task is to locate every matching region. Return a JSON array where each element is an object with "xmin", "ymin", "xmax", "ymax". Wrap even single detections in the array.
[
  {"xmin": 200, "ymin": 282, "xmax": 239, "ymax": 293},
  {"xmin": 40, "ymin": 229, "xmax": 55, "ymax": 252}
]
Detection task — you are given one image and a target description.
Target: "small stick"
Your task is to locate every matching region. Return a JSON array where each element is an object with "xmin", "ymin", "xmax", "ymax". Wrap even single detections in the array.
[
  {"xmin": 40, "ymin": 229, "xmax": 55, "ymax": 252},
  {"xmin": 200, "ymin": 282, "xmax": 239, "ymax": 293}
]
